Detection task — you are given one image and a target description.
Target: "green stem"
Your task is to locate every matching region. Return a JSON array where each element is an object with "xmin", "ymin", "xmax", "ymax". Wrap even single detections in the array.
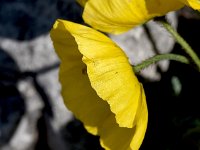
[
  {"xmin": 157, "ymin": 18, "xmax": 200, "ymax": 71},
  {"xmin": 133, "ymin": 54, "xmax": 190, "ymax": 73}
]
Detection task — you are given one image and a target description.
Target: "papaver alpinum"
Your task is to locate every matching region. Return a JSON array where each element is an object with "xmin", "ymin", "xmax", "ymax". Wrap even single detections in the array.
[{"xmin": 50, "ymin": 19, "xmax": 148, "ymax": 150}]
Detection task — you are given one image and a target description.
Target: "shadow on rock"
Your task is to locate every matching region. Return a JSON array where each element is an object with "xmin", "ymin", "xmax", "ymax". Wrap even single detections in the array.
[
  {"xmin": 59, "ymin": 118, "xmax": 104, "ymax": 150},
  {"xmin": 0, "ymin": 0, "xmax": 83, "ymax": 41},
  {"xmin": 0, "ymin": 48, "xmax": 25, "ymax": 147}
]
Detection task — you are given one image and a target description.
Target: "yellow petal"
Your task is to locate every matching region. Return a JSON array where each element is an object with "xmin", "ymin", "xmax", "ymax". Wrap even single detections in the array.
[
  {"xmin": 50, "ymin": 19, "xmax": 143, "ymax": 128},
  {"xmin": 130, "ymin": 85, "xmax": 148, "ymax": 149},
  {"xmin": 99, "ymin": 85, "xmax": 148, "ymax": 150},
  {"xmin": 82, "ymin": 0, "xmax": 183, "ymax": 34},
  {"xmin": 50, "ymin": 20, "xmax": 112, "ymax": 135},
  {"xmin": 76, "ymin": 0, "xmax": 88, "ymax": 7},
  {"xmin": 179, "ymin": 0, "xmax": 200, "ymax": 10},
  {"xmin": 50, "ymin": 19, "xmax": 148, "ymax": 150},
  {"xmin": 83, "ymin": 51, "xmax": 141, "ymax": 128},
  {"xmin": 71, "ymin": 23, "xmax": 141, "ymax": 128}
]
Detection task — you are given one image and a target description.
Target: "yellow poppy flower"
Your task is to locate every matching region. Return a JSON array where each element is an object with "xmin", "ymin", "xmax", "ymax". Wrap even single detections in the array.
[
  {"xmin": 79, "ymin": 0, "xmax": 184, "ymax": 34},
  {"xmin": 50, "ymin": 19, "xmax": 148, "ymax": 150}
]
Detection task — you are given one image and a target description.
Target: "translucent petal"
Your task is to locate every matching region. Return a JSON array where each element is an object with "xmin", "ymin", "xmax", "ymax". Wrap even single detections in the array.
[
  {"xmin": 130, "ymin": 85, "xmax": 148, "ymax": 149},
  {"xmin": 51, "ymin": 19, "xmax": 143, "ymax": 128},
  {"xmin": 83, "ymin": 0, "xmax": 183, "ymax": 34},
  {"xmin": 99, "ymin": 85, "xmax": 148, "ymax": 150},
  {"xmin": 50, "ymin": 19, "xmax": 148, "ymax": 150},
  {"xmin": 50, "ymin": 20, "xmax": 112, "ymax": 135}
]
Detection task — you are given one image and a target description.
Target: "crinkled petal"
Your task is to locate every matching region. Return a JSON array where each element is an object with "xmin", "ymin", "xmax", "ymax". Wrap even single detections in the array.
[
  {"xmin": 99, "ymin": 85, "xmax": 148, "ymax": 150},
  {"xmin": 50, "ymin": 19, "xmax": 143, "ymax": 128},
  {"xmin": 50, "ymin": 20, "xmax": 112, "ymax": 135},
  {"xmin": 82, "ymin": 0, "xmax": 183, "ymax": 34},
  {"xmin": 179, "ymin": 0, "xmax": 200, "ymax": 10},
  {"xmin": 130, "ymin": 85, "xmax": 148, "ymax": 149},
  {"xmin": 50, "ymin": 19, "xmax": 148, "ymax": 150}
]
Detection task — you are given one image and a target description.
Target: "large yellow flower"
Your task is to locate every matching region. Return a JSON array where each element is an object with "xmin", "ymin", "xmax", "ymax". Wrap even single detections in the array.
[
  {"xmin": 50, "ymin": 19, "xmax": 148, "ymax": 150},
  {"xmin": 78, "ymin": 0, "xmax": 200, "ymax": 34}
]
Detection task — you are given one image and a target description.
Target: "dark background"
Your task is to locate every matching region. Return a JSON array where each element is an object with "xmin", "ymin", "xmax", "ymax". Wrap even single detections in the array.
[{"xmin": 0, "ymin": 0, "xmax": 199, "ymax": 150}]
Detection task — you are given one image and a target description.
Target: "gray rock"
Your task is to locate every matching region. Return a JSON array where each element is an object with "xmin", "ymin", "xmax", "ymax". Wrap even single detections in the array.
[
  {"xmin": 0, "ymin": 34, "xmax": 73, "ymax": 149},
  {"xmin": 0, "ymin": 0, "xmax": 81, "ymax": 149}
]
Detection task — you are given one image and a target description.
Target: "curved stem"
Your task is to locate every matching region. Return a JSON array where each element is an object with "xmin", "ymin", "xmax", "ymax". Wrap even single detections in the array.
[
  {"xmin": 133, "ymin": 53, "xmax": 190, "ymax": 73},
  {"xmin": 157, "ymin": 18, "xmax": 200, "ymax": 71}
]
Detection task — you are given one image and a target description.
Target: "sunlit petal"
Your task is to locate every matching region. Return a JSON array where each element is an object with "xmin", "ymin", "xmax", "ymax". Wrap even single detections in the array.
[
  {"xmin": 99, "ymin": 85, "xmax": 148, "ymax": 150},
  {"xmin": 82, "ymin": 0, "xmax": 183, "ymax": 34},
  {"xmin": 50, "ymin": 19, "xmax": 148, "ymax": 150},
  {"xmin": 50, "ymin": 20, "xmax": 111, "ymax": 135},
  {"xmin": 69, "ymin": 22, "xmax": 141, "ymax": 128}
]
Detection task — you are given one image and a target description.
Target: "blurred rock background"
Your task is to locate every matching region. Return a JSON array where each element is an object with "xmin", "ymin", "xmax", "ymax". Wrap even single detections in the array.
[
  {"xmin": 0, "ymin": 0, "xmax": 102, "ymax": 150},
  {"xmin": 0, "ymin": 0, "xmax": 200, "ymax": 150}
]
